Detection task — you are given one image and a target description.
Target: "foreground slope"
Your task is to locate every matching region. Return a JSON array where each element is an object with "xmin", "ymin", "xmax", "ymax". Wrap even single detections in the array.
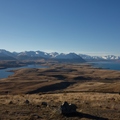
[{"xmin": 0, "ymin": 93, "xmax": 120, "ymax": 120}]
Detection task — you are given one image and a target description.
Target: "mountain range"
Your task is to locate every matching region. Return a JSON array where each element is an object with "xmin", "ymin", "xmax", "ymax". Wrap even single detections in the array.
[
  {"xmin": 79, "ymin": 54, "xmax": 120, "ymax": 61},
  {"xmin": 0, "ymin": 49, "xmax": 85, "ymax": 62},
  {"xmin": 0, "ymin": 49, "xmax": 120, "ymax": 62}
]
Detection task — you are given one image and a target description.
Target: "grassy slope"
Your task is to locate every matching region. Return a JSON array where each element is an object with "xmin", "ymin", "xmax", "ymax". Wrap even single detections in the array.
[
  {"xmin": 0, "ymin": 63, "xmax": 120, "ymax": 94},
  {"xmin": 0, "ymin": 93, "xmax": 120, "ymax": 120},
  {"xmin": 0, "ymin": 63, "xmax": 120, "ymax": 119}
]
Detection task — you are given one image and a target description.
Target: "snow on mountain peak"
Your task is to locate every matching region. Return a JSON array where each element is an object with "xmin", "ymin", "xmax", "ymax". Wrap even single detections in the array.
[
  {"xmin": 49, "ymin": 52, "xmax": 59, "ymax": 58},
  {"xmin": 0, "ymin": 49, "xmax": 120, "ymax": 61},
  {"xmin": 35, "ymin": 52, "xmax": 39, "ymax": 54}
]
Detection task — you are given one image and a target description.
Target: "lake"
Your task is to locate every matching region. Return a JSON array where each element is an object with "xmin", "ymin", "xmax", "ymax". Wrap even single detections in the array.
[
  {"xmin": 1, "ymin": 62, "xmax": 120, "ymax": 79},
  {"xmin": 0, "ymin": 64, "xmax": 47, "ymax": 79},
  {"xmin": 88, "ymin": 61, "xmax": 120, "ymax": 71}
]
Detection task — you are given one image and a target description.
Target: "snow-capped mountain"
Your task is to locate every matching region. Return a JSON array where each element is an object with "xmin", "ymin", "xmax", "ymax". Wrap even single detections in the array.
[
  {"xmin": 101, "ymin": 55, "xmax": 120, "ymax": 60},
  {"xmin": 17, "ymin": 51, "xmax": 84, "ymax": 61},
  {"xmin": 0, "ymin": 49, "xmax": 120, "ymax": 61},
  {"xmin": 0, "ymin": 49, "xmax": 85, "ymax": 62},
  {"xmin": 79, "ymin": 54, "xmax": 95, "ymax": 60},
  {"xmin": 55, "ymin": 53, "xmax": 82, "ymax": 59},
  {"xmin": 53, "ymin": 53, "xmax": 85, "ymax": 62},
  {"xmin": 79, "ymin": 54, "xmax": 104, "ymax": 60},
  {"xmin": 17, "ymin": 51, "xmax": 50, "ymax": 58},
  {"xmin": 0, "ymin": 49, "xmax": 16, "ymax": 60},
  {"xmin": 49, "ymin": 52, "xmax": 59, "ymax": 58},
  {"xmin": 0, "ymin": 49, "xmax": 15, "ymax": 57},
  {"xmin": 79, "ymin": 54, "xmax": 120, "ymax": 61}
]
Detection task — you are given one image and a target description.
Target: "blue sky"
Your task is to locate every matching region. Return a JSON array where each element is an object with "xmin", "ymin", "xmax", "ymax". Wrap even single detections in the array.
[{"xmin": 0, "ymin": 0, "xmax": 120, "ymax": 56}]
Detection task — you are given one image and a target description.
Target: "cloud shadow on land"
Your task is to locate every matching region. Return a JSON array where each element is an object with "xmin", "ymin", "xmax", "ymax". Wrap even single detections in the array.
[{"xmin": 27, "ymin": 82, "xmax": 76, "ymax": 94}]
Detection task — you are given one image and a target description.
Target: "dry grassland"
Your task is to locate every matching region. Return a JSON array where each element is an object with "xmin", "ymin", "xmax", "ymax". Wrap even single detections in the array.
[
  {"xmin": 0, "ymin": 63, "xmax": 120, "ymax": 119},
  {"xmin": 0, "ymin": 93, "xmax": 119, "ymax": 120}
]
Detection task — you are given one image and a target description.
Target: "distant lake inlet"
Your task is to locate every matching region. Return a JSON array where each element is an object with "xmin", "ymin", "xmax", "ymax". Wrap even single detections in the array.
[
  {"xmin": 1, "ymin": 62, "xmax": 120, "ymax": 80},
  {"xmin": 0, "ymin": 64, "xmax": 47, "ymax": 79},
  {"xmin": 88, "ymin": 61, "xmax": 120, "ymax": 71}
]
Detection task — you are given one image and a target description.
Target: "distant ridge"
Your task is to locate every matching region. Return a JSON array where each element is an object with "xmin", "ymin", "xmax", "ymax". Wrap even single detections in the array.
[
  {"xmin": 0, "ymin": 49, "xmax": 16, "ymax": 60},
  {"xmin": 79, "ymin": 54, "xmax": 120, "ymax": 61},
  {"xmin": 0, "ymin": 49, "xmax": 85, "ymax": 62},
  {"xmin": 0, "ymin": 49, "xmax": 120, "ymax": 61}
]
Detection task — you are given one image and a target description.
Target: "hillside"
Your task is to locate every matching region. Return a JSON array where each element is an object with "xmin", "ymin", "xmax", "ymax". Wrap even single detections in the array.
[
  {"xmin": 0, "ymin": 62, "xmax": 120, "ymax": 119},
  {"xmin": 0, "ymin": 63, "xmax": 120, "ymax": 94}
]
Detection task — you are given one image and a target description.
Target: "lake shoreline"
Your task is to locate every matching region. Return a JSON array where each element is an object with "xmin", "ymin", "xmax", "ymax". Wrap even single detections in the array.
[
  {"xmin": 87, "ymin": 61, "xmax": 120, "ymax": 71},
  {"xmin": 0, "ymin": 63, "xmax": 47, "ymax": 79},
  {"xmin": 0, "ymin": 62, "xmax": 120, "ymax": 95},
  {"xmin": 1, "ymin": 61, "xmax": 120, "ymax": 80}
]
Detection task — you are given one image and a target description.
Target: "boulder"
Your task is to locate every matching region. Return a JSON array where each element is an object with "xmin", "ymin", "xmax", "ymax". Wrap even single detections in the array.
[
  {"xmin": 30, "ymin": 114, "xmax": 42, "ymax": 120},
  {"xmin": 60, "ymin": 101, "xmax": 77, "ymax": 115},
  {"xmin": 9, "ymin": 101, "xmax": 13, "ymax": 104},
  {"xmin": 24, "ymin": 100, "xmax": 30, "ymax": 104},
  {"xmin": 41, "ymin": 102, "xmax": 47, "ymax": 107}
]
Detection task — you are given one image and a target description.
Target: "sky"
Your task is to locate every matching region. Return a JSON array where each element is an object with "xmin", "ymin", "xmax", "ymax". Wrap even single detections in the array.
[{"xmin": 0, "ymin": 0, "xmax": 120, "ymax": 56}]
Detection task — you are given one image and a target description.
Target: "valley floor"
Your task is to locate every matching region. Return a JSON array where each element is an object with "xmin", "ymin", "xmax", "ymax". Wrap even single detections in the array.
[{"xmin": 0, "ymin": 62, "xmax": 120, "ymax": 120}]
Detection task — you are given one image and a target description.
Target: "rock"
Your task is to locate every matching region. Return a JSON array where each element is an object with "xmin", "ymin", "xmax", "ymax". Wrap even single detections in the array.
[
  {"xmin": 24, "ymin": 100, "xmax": 30, "ymax": 104},
  {"xmin": 36, "ymin": 105, "xmax": 40, "ymax": 108},
  {"xmin": 9, "ymin": 101, "xmax": 13, "ymax": 104},
  {"xmin": 30, "ymin": 114, "xmax": 42, "ymax": 120},
  {"xmin": 41, "ymin": 102, "xmax": 47, "ymax": 107},
  {"xmin": 60, "ymin": 101, "xmax": 77, "ymax": 115}
]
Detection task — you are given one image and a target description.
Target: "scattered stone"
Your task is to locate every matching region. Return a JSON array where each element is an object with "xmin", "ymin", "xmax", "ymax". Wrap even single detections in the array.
[
  {"xmin": 9, "ymin": 101, "xmax": 13, "ymax": 104},
  {"xmin": 85, "ymin": 102, "xmax": 89, "ymax": 104},
  {"xmin": 51, "ymin": 105, "xmax": 57, "ymax": 108},
  {"xmin": 36, "ymin": 105, "xmax": 40, "ymax": 108},
  {"xmin": 5, "ymin": 91, "xmax": 9, "ymax": 94},
  {"xmin": 106, "ymin": 106, "xmax": 110, "ymax": 109},
  {"xmin": 111, "ymin": 98, "xmax": 115, "ymax": 101},
  {"xmin": 30, "ymin": 114, "xmax": 42, "ymax": 120},
  {"xmin": 4, "ymin": 110, "xmax": 9, "ymax": 114},
  {"xmin": 114, "ymin": 108, "xmax": 118, "ymax": 110},
  {"xmin": 24, "ymin": 100, "xmax": 30, "ymax": 104},
  {"xmin": 41, "ymin": 102, "xmax": 47, "ymax": 107},
  {"xmin": 60, "ymin": 101, "xmax": 77, "ymax": 115},
  {"xmin": 99, "ymin": 105, "xmax": 102, "ymax": 108}
]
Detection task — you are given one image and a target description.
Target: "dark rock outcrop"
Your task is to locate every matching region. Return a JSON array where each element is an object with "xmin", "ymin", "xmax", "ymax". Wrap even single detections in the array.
[
  {"xmin": 24, "ymin": 100, "xmax": 30, "ymax": 104},
  {"xmin": 60, "ymin": 101, "xmax": 77, "ymax": 115},
  {"xmin": 41, "ymin": 102, "xmax": 47, "ymax": 107}
]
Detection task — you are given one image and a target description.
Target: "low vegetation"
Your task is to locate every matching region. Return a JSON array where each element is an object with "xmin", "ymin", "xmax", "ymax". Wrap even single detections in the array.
[{"xmin": 0, "ymin": 61, "xmax": 120, "ymax": 119}]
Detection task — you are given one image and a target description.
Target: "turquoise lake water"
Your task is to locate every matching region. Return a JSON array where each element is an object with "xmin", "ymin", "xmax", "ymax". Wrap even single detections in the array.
[{"xmin": 0, "ymin": 64, "xmax": 46, "ymax": 79}]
